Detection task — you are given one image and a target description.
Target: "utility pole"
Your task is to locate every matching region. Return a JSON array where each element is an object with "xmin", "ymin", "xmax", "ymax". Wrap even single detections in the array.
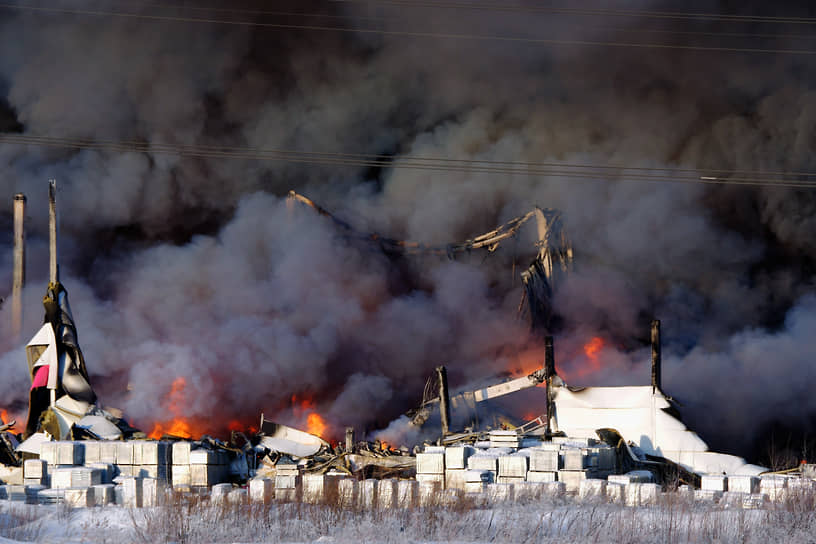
[
  {"xmin": 48, "ymin": 180, "xmax": 58, "ymax": 284},
  {"xmin": 12, "ymin": 193, "xmax": 26, "ymax": 339}
]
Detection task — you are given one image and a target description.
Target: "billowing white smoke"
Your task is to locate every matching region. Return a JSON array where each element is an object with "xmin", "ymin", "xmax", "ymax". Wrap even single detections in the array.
[{"xmin": 0, "ymin": 1, "xmax": 814, "ymax": 458}]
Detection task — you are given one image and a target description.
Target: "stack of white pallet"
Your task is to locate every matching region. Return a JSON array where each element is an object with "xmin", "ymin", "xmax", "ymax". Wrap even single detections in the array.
[
  {"xmin": 274, "ymin": 460, "xmax": 301, "ymax": 502},
  {"xmin": 489, "ymin": 430, "xmax": 521, "ymax": 450},
  {"xmin": 416, "ymin": 451, "xmax": 446, "ymax": 488}
]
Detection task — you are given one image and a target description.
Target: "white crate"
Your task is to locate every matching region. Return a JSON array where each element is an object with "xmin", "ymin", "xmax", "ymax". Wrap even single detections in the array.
[
  {"xmin": 526, "ymin": 471, "xmax": 557, "ymax": 483},
  {"xmin": 120, "ymin": 477, "xmax": 143, "ymax": 508},
  {"xmin": 23, "ymin": 459, "xmax": 47, "ymax": 479},
  {"xmin": 701, "ymin": 474, "xmax": 728, "ymax": 492},
  {"xmin": 116, "ymin": 442, "xmax": 135, "ymax": 465},
  {"xmin": 191, "ymin": 465, "xmax": 223, "ymax": 487},
  {"xmin": 56, "ymin": 442, "xmax": 84, "ymax": 465},
  {"xmin": 39, "ymin": 442, "xmax": 58, "ymax": 465},
  {"xmin": 274, "ymin": 474, "xmax": 300, "ymax": 489},
  {"xmin": 419, "ymin": 480, "xmax": 443, "ymax": 505},
  {"xmin": 302, "ymin": 474, "xmax": 340, "ymax": 504},
  {"xmin": 444, "ymin": 446, "xmax": 475, "ymax": 470},
  {"xmin": 228, "ymin": 488, "xmax": 247, "ymax": 504},
  {"xmin": 397, "ymin": 480, "xmax": 418, "ymax": 507},
  {"xmin": 467, "ymin": 454, "xmax": 498, "ymax": 472},
  {"xmin": 416, "ymin": 473, "xmax": 445, "ymax": 488},
  {"xmin": 142, "ymin": 478, "xmax": 164, "ymax": 507},
  {"xmin": 558, "ymin": 470, "xmax": 596, "ymax": 492},
  {"xmin": 360, "ymin": 479, "xmax": 377, "ymax": 509},
  {"xmin": 71, "ymin": 467, "xmax": 103, "ymax": 487},
  {"xmin": 444, "ymin": 469, "xmax": 466, "ymax": 490},
  {"xmin": 727, "ymin": 475, "xmax": 759, "ymax": 494},
  {"xmin": 211, "ymin": 483, "xmax": 232, "ymax": 504},
  {"xmin": 83, "ymin": 442, "xmax": 101, "ymax": 464},
  {"xmin": 376, "ymin": 479, "xmax": 398, "ymax": 508},
  {"xmin": 486, "ymin": 483, "xmax": 514, "ymax": 503},
  {"xmin": 99, "ymin": 442, "xmax": 118, "ymax": 464},
  {"xmin": 171, "ymin": 465, "xmax": 191, "ymax": 488},
  {"xmin": 606, "ymin": 482, "xmax": 624, "ymax": 502},
  {"xmin": 578, "ymin": 478, "xmax": 607, "ymax": 500},
  {"xmin": 136, "ymin": 465, "xmax": 169, "ymax": 481},
  {"xmin": 64, "ymin": 487, "xmax": 94, "ymax": 508},
  {"xmin": 249, "ymin": 478, "xmax": 274, "ymax": 504},
  {"xmin": 140, "ymin": 442, "xmax": 171, "ymax": 465},
  {"xmin": 694, "ymin": 489, "xmax": 723, "ymax": 503},
  {"xmin": 529, "ymin": 449, "xmax": 559, "ymax": 472},
  {"xmin": 416, "ymin": 452, "xmax": 445, "ymax": 474},
  {"xmin": 172, "ymin": 442, "xmax": 192, "ymax": 465},
  {"xmin": 562, "ymin": 449, "xmax": 585, "ymax": 471},
  {"xmin": 464, "ymin": 469, "xmax": 493, "ymax": 483},
  {"xmin": 50, "ymin": 468, "xmax": 73, "ymax": 489},
  {"xmin": 337, "ymin": 478, "xmax": 358, "ymax": 507},
  {"xmin": 92, "ymin": 484, "xmax": 115, "ymax": 505},
  {"xmin": 190, "ymin": 449, "xmax": 218, "ymax": 465},
  {"xmin": 498, "ymin": 454, "xmax": 529, "ymax": 478}
]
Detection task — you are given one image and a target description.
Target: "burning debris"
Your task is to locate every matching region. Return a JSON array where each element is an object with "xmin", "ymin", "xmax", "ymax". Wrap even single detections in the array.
[{"xmin": 0, "ymin": 187, "xmax": 813, "ymax": 510}]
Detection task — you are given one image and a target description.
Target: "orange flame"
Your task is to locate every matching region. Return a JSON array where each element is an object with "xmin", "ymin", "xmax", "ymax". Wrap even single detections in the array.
[
  {"xmin": 0, "ymin": 408, "xmax": 21, "ymax": 430},
  {"xmin": 291, "ymin": 394, "xmax": 330, "ymax": 439},
  {"xmin": 306, "ymin": 412, "xmax": 327, "ymax": 438},
  {"xmin": 578, "ymin": 336, "xmax": 605, "ymax": 376},
  {"xmin": 146, "ymin": 377, "xmax": 208, "ymax": 440}
]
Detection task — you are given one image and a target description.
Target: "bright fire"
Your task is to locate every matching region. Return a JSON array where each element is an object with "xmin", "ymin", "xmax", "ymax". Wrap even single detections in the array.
[
  {"xmin": 292, "ymin": 394, "xmax": 329, "ymax": 439},
  {"xmin": 147, "ymin": 377, "xmax": 208, "ymax": 440},
  {"xmin": 0, "ymin": 408, "xmax": 21, "ymax": 430},
  {"xmin": 306, "ymin": 413, "xmax": 327, "ymax": 437},
  {"xmin": 579, "ymin": 336, "xmax": 605, "ymax": 376}
]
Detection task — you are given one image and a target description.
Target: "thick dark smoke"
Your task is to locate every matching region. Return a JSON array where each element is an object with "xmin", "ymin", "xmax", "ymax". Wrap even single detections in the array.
[{"xmin": 0, "ymin": 1, "xmax": 814, "ymax": 462}]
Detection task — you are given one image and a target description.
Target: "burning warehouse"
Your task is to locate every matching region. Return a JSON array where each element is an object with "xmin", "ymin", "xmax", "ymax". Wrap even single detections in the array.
[{"xmin": 2, "ymin": 184, "xmax": 808, "ymax": 510}]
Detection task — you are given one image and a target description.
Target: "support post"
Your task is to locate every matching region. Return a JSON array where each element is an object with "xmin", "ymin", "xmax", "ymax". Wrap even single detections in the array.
[
  {"xmin": 12, "ymin": 193, "xmax": 26, "ymax": 339},
  {"xmin": 544, "ymin": 336, "xmax": 555, "ymax": 437},
  {"xmin": 651, "ymin": 319, "xmax": 661, "ymax": 393},
  {"xmin": 345, "ymin": 427, "xmax": 354, "ymax": 452},
  {"xmin": 48, "ymin": 180, "xmax": 58, "ymax": 284},
  {"xmin": 436, "ymin": 366, "xmax": 451, "ymax": 436}
]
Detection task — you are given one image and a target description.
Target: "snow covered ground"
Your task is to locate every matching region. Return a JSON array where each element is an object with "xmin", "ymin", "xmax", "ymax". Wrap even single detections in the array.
[{"xmin": 1, "ymin": 488, "xmax": 815, "ymax": 544}]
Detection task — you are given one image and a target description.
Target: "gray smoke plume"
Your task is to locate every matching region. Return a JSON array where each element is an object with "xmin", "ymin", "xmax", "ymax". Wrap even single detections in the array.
[{"xmin": 0, "ymin": 1, "xmax": 814, "ymax": 461}]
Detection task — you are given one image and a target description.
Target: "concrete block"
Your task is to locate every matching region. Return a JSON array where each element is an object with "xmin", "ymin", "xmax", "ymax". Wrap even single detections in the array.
[
  {"xmin": 498, "ymin": 454, "xmax": 528, "ymax": 478},
  {"xmin": 444, "ymin": 469, "xmax": 466, "ymax": 490},
  {"xmin": 142, "ymin": 478, "xmax": 164, "ymax": 507},
  {"xmin": 514, "ymin": 482, "xmax": 545, "ymax": 502},
  {"xmin": 639, "ymin": 483, "xmax": 660, "ymax": 504},
  {"xmin": 415, "ymin": 473, "xmax": 445, "ymax": 488},
  {"xmin": 701, "ymin": 474, "xmax": 728, "ymax": 492},
  {"xmin": 759, "ymin": 476, "xmax": 788, "ymax": 502},
  {"xmin": 190, "ymin": 449, "xmax": 218, "ymax": 465},
  {"xmin": 562, "ymin": 449, "xmax": 586, "ymax": 471},
  {"xmin": 171, "ymin": 465, "xmax": 191, "ymax": 488},
  {"xmin": 302, "ymin": 474, "xmax": 340, "ymax": 504},
  {"xmin": 228, "ymin": 488, "xmax": 247, "ymax": 504},
  {"xmin": 50, "ymin": 468, "xmax": 73, "ymax": 489},
  {"xmin": 467, "ymin": 454, "xmax": 498, "ymax": 472},
  {"xmin": 579, "ymin": 478, "xmax": 607, "ymax": 500},
  {"xmin": 24, "ymin": 477, "xmax": 47, "ymax": 487},
  {"xmin": 496, "ymin": 476, "xmax": 525, "ymax": 485},
  {"xmin": 465, "ymin": 469, "xmax": 493, "ymax": 483},
  {"xmin": 526, "ymin": 471, "xmax": 557, "ymax": 483},
  {"xmin": 92, "ymin": 484, "xmax": 115, "ymax": 505},
  {"xmin": 558, "ymin": 470, "xmax": 597, "ymax": 493},
  {"xmin": 605, "ymin": 482, "xmax": 624, "ymax": 503},
  {"xmin": 136, "ymin": 465, "xmax": 169, "ymax": 481},
  {"xmin": 608, "ymin": 471, "xmax": 654, "ymax": 485},
  {"xmin": 141, "ymin": 442, "xmax": 171, "ymax": 465},
  {"xmin": 172, "ymin": 442, "xmax": 192, "ymax": 465},
  {"xmin": 83, "ymin": 442, "xmax": 101, "ymax": 464},
  {"xmin": 552, "ymin": 436, "xmax": 598, "ymax": 447},
  {"xmin": 211, "ymin": 483, "xmax": 232, "ymax": 504},
  {"xmin": 416, "ymin": 452, "xmax": 445, "ymax": 474},
  {"xmin": 376, "ymin": 479, "xmax": 398, "ymax": 508},
  {"xmin": 39, "ymin": 442, "xmax": 58, "ymax": 465},
  {"xmin": 23, "ymin": 459, "xmax": 47, "ymax": 479},
  {"xmin": 56, "ymin": 441, "xmax": 84, "ymax": 465},
  {"xmin": 120, "ymin": 477, "xmax": 143, "ymax": 508},
  {"xmin": 337, "ymin": 478, "xmax": 358, "ymax": 507},
  {"xmin": 445, "ymin": 446, "xmax": 475, "ymax": 469},
  {"xmin": 397, "ymin": 479, "xmax": 418, "ymax": 507},
  {"xmin": 36, "ymin": 488, "xmax": 64, "ymax": 505},
  {"xmin": 99, "ymin": 442, "xmax": 118, "ymax": 464},
  {"xmin": 360, "ymin": 479, "xmax": 377, "ymax": 509},
  {"xmin": 529, "ymin": 449, "xmax": 559, "ymax": 472},
  {"xmin": 486, "ymin": 483, "xmax": 514, "ymax": 503},
  {"xmin": 275, "ymin": 474, "xmax": 301, "ymax": 489},
  {"xmin": 694, "ymin": 489, "xmax": 723, "ymax": 503},
  {"xmin": 191, "ymin": 464, "xmax": 223, "ymax": 487},
  {"xmin": 727, "ymin": 475, "xmax": 759, "ymax": 494},
  {"xmin": 249, "ymin": 478, "xmax": 274, "ymax": 504},
  {"xmin": 64, "ymin": 487, "xmax": 94, "ymax": 508},
  {"xmin": 117, "ymin": 465, "xmax": 136, "ymax": 477},
  {"xmin": 71, "ymin": 467, "xmax": 103, "ymax": 487},
  {"xmin": 116, "ymin": 442, "xmax": 135, "ymax": 465},
  {"xmin": 464, "ymin": 481, "xmax": 487, "ymax": 494},
  {"xmin": 275, "ymin": 487, "xmax": 301, "ymax": 502},
  {"xmin": 419, "ymin": 480, "xmax": 442, "ymax": 505}
]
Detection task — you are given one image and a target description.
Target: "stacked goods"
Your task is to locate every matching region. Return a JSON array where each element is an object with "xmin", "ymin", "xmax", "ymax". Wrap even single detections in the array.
[
  {"xmin": 302, "ymin": 474, "xmax": 340, "ymax": 504},
  {"xmin": 418, "ymin": 479, "xmax": 441, "ymax": 506},
  {"xmin": 416, "ymin": 451, "xmax": 446, "ymax": 488},
  {"xmin": 464, "ymin": 470, "xmax": 491, "ymax": 493},
  {"xmin": 466, "ymin": 452, "xmax": 499, "ymax": 484},
  {"xmin": 190, "ymin": 448, "xmax": 228, "ymax": 487},
  {"xmin": 701, "ymin": 474, "xmax": 728, "ymax": 492},
  {"xmin": 397, "ymin": 480, "xmax": 418, "ymax": 507},
  {"xmin": 497, "ymin": 453, "xmax": 528, "ymax": 484},
  {"xmin": 274, "ymin": 460, "xmax": 301, "ymax": 502},
  {"xmin": 489, "ymin": 431, "xmax": 521, "ymax": 450},
  {"xmin": 64, "ymin": 487, "xmax": 94, "ymax": 508},
  {"xmin": 759, "ymin": 475, "xmax": 788, "ymax": 501},
  {"xmin": 444, "ymin": 446, "xmax": 474, "ymax": 491},
  {"xmin": 337, "ymin": 478, "xmax": 358, "ymax": 507},
  {"xmin": 137, "ymin": 441, "xmax": 172, "ymax": 482},
  {"xmin": 91, "ymin": 484, "xmax": 115, "ymax": 505},
  {"xmin": 360, "ymin": 479, "xmax": 377, "ymax": 509},
  {"xmin": 249, "ymin": 478, "xmax": 274, "ymax": 505},
  {"xmin": 608, "ymin": 471, "xmax": 653, "ymax": 485},
  {"xmin": 171, "ymin": 442, "xmax": 192, "ymax": 488},
  {"xmin": 211, "ymin": 483, "xmax": 232, "ymax": 505},
  {"xmin": 23, "ymin": 459, "xmax": 47, "ymax": 486},
  {"xmin": 727, "ymin": 475, "xmax": 759, "ymax": 494},
  {"xmin": 578, "ymin": 479, "xmax": 607, "ymax": 500},
  {"xmin": 376, "ymin": 479, "xmax": 398, "ymax": 509}
]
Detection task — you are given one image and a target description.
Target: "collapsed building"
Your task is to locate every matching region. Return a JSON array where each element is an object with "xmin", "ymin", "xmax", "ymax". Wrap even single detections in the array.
[{"xmin": 0, "ymin": 186, "xmax": 813, "ymax": 509}]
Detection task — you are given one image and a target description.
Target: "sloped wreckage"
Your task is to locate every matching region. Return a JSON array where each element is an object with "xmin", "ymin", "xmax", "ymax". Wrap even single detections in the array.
[{"xmin": 0, "ymin": 185, "xmax": 772, "ymax": 502}]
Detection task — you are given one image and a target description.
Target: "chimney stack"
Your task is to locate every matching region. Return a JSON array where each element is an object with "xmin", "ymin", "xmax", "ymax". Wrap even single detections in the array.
[
  {"xmin": 544, "ymin": 335, "xmax": 555, "ymax": 378},
  {"xmin": 436, "ymin": 366, "xmax": 451, "ymax": 436},
  {"xmin": 651, "ymin": 319, "xmax": 661, "ymax": 393},
  {"xmin": 12, "ymin": 193, "xmax": 26, "ymax": 339}
]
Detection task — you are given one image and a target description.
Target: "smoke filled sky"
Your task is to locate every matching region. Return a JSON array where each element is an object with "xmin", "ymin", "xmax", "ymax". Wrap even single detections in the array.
[{"xmin": 0, "ymin": 0, "xmax": 815, "ymax": 460}]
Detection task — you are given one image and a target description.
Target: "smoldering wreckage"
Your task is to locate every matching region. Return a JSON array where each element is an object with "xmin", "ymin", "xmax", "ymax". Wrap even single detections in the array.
[{"xmin": 0, "ymin": 185, "xmax": 813, "ymax": 509}]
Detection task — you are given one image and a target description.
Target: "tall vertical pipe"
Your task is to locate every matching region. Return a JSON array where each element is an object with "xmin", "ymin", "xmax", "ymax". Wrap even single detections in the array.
[
  {"xmin": 544, "ymin": 335, "xmax": 555, "ymax": 437},
  {"xmin": 651, "ymin": 319, "xmax": 662, "ymax": 393},
  {"xmin": 345, "ymin": 427, "xmax": 354, "ymax": 452},
  {"xmin": 48, "ymin": 180, "xmax": 58, "ymax": 284},
  {"xmin": 436, "ymin": 366, "xmax": 451, "ymax": 436},
  {"xmin": 11, "ymin": 193, "xmax": 26, "ymax": 339}
]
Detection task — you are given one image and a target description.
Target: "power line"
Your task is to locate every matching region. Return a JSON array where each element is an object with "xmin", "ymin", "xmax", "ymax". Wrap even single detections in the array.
[
  {"xmin": 1, "ymin": 2, "xmax": 816, "ymax": 55},
  {"xmin": 1, "ymin": 133, "xmax": 814, "ymax": 189}
]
